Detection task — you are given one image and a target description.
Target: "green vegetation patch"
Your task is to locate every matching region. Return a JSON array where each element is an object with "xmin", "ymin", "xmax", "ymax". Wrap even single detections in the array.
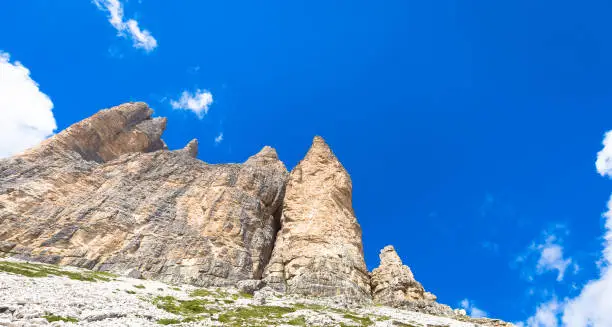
[
  {"xmin": 152, "ymin": 295, "xmax": 217, "ymax": 316},
  {"xmin": 156, "ymin": 318, "xmax": 181, "ymax": 325},
  {"xmin": 342, "ymin": 313, "xmax": 374, "ymax": 327},
  {"xmin": 189, "ymin": 288, "xmax": 216, "ymax": 297},
  {"xmin": 157, "ymin": 316, "xmax": 207, "ymax": 325},
  {"xmin": 292, "ymin": 302, "xmax": 327, "ymax": 312},
  {"xmin": 134, "ymin": 284, "xmax": 146, "ymax": 289},
  {"xmin": 190, "ymin": 287, "xmax": 252, "ymax": 300},
  {"xmin": 391, "ymin": 321, "xmax": 418, "ymax": 327},
  {"xmin": 43, "ymin": 313, "xmax": 79, "ymax": 323},
  {"xmin": 238, "ymin": 292, "xmax": 253, "ymax": 299},
  {"xmin": 287, "ymin": 316, "xmax": 307, "ymax": 326},
  {"xmin": 217, "ymin": 305, "xmax": 296, "ymax": 327},
  {"xmin": 0, "ymin": 261, "xmax": 115, "ymax": 282}
]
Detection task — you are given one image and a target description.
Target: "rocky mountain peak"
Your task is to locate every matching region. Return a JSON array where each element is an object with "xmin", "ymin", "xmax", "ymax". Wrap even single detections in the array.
[
  {"xmin": 22, "ymin": 102, "xmax": 168, "ymax": 163},
  {"xmin": 310, "ymin": 135, "xmax": 329, "ymax": 150},
  {"xmin": 245, "ymin": 145, "xmax": 281, "ymax": 164},
  {"xmin": 371, "ymin": 245, "xmax": 438, "ymax": 309},
  {"xmin": 175, "ymin": 138, "xmax": 199, "ymax": 158},
  {"xmin": 379, "ymin": 245, "xmax": 409, "ymax": 269},
  {"xmin": 303, "ymin": 136, "xmax": 345, "ymax": 169},
  {"xmin": 0, "ymin": 102, "xmax": 288, "ymax": 288},
  {"xmin": 0, "ymin": 102, "xmax": 511, "ymax": 325},
  {"xmin": 263, "ymin": 136, "xmax": 370, "ymax": 302}
]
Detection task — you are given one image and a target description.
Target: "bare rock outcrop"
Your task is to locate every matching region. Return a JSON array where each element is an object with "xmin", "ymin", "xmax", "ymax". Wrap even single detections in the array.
[
  {"xmin": 371, "ymin": 245, "xmax": 436, "ymax": 305},
  {"xmin": 371, "ymin": 245, "xmax": 455, "ymax": 316},
  {"xmin": 0, "ymin": 102, "xmax": 288, "ymax": 286},
  {"xmin": 262, "ymin": 136, "xmax": 371, "ymax": 302},
  {"xmin": 23, "ymin": 102, "xmax": 168, "ymax": 163},
  {"xmin": 174, "ymin": 139, "xmax": 199, "ymax": 158}
]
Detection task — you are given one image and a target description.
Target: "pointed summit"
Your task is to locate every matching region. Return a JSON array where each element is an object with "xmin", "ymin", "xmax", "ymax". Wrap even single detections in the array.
[
  {"xmin": 371, "ymin": 245, "xmax": 437, "ymax": 307},
  {"xmin": 311, "ymin": 135, "xmax": 327, "ymax": 148},
  {"xmin": 244, "ymin": 145, "xmax": 286, "ymax": 169},
  {"xmin": 303, "ymin": 135, "xmax": 339, "ymax": 164},
  {"xmin": 175, "ymin": 139, "xmax": 198, "ymax": 158},
  {"xmin": 379, "ymin": 245, "xmax": 407, "ymax": 267},
  {"xmin": 248, "ymin": 145, "xmax": 279, "ymax": 161},
  {"xmin": 23, "ymin": 102, "xmax": 167, "ymax": 162},
  {"xmin": 262, "ymin": 136, "xmax": 370, "ymax": 302}
]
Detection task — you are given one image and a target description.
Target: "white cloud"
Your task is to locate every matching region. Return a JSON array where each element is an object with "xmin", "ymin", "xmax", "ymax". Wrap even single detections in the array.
[
  {"xmin": 561, "ymin": 195, "xmax": 612, "ymax": 327},
  {"xmin": 459, "ymin": 299, "xmax": 488, "ymax": 318},
  {"xmin": 518, "ymin": 130, "xmax": 612, "ymax": 327},
  {"xmin": 536, "ymin": 236, "xmax": 573, "ymax": 282},
  {"xmin": 125, "ymin": 19, "xmax": 157, "ymax": 51},
  {"xmin": 516, "ymin": 227, "xmax": 573, "ymax": 282},
  {"xmin": 214, "ymin": 132, "xmax": 224, "ymax": 144},
  {"xmin": 93, "ymin": 0, "xmax": 157, "ymax": 52},
  {"xmin": 596, "ymin": 131, "xmax": 612, "ymax": 178},
  {"xmin": 0, "ymin": 51, "xmax": 56, "ymax": 158},
  {"xmin": 518, "ymin": 298, "xmax": 562, "ymax": 327},
  {"xmin": 170, "ymin": 89, "xmax": 213, "ymax": 118}
]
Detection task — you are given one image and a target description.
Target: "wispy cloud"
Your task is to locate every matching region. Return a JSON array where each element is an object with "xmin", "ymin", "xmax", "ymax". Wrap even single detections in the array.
[
  {"xmin": 188, "ymin": 66, "xmax": 201, "ymax": 74},
  {"xmin": 596, "ymin": 131, "xmax": 612, "ymax": 178},
  {"xmin": 562, "ymin": 194, "xmax": 612, "ymax": 326},
  {"xmin": 459, "ymin": 299, "xmax": 488, "ymax": 318},
  {"xmin": 479, "ymin": 193, "xmax": 495, "ymax": 217},
  {"xmin": 516, "ymin": 298, "xmax": 563, "ymax": 327},
  {"xmin": 214, "ymin": 132, "xmax": 224, "ymax": 145},
  {"xmin": 518, "ymin": 131, "xmax": 612, "ymax": 327},
  {"xmin": 170, "ymin": 89, "xmax": 213, "ymax": 119},
  {"xmin": 481, "ymin": 241, "xmax": 500, "ymax": 254},
  {"xmin": 93, "ymin": 0, "xmax": 157, "ymax": 52},
  {"xmin": 536, "ymin": 236, "xmax": 573, "ymax": 282},
  {"xmin": 515, "ymin": 225, "xmax": 574, "ymax": 282},
  {"xmin": 0, "ymin": 51, "xmax": 56, "ymax": 158}
]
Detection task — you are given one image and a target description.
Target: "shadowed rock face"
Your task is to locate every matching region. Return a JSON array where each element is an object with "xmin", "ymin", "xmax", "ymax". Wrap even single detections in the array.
[
  {"xmin": 263, "ymin": 136, "xmax": 371, "ymax": 302},
  {"xmin": 0, "ymin": 102, "xmax": 288, "ymax": 286},
  {"xmin": 371, "ymin": 245, "xmax": 438, "ymax": 308}
]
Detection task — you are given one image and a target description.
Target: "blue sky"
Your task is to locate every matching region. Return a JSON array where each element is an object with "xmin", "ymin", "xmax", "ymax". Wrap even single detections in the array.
[{"xmin": 2, "ymin": 1, "xmax": 612, "ymax": 325}]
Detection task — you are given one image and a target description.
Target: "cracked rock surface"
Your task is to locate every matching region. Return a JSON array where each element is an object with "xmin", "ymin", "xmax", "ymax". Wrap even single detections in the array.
[
  {"xmin": 263, "ymin": 136, "xmax": 371, "ymax": 302},
  {"xmin": 0, "ymin": 103, "xmax": 288, "ymax": 287}
]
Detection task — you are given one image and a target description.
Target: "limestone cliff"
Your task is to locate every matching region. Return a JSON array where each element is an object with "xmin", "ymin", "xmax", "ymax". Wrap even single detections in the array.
[
  {"xmin": 0, "ymin": 102, "xmax": 288, "ymax": 286},
  {"xmin": 262, "ymin": 136, "xmax": 371, "ymax": 302},
  {"xmin": 0, "ymin": 102, "xmax": 511, "ymax": 325}
]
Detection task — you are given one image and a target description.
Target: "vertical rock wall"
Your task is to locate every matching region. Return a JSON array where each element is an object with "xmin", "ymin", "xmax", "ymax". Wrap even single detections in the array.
[
  {"xmin": 263, "ymin": 136, "xmax": 371, "ymax": 302},
  {"xmin": 0, "ymin": 102, "xmax": 288, "ymax": 286}
]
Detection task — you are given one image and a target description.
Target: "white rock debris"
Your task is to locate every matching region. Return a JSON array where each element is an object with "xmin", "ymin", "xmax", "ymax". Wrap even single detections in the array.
[{"xmin": 0, "ymin": 259, "xmax": 495, "ymax": 327}]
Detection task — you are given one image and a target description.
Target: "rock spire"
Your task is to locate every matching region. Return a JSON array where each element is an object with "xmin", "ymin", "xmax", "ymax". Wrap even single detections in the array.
[
  {"xmin": 262, "ymin": 136, "xmax": 371, "ymax": 302},
  {"xmin": 371, "ymin": 245, "xmax": 438, "ymax": 307}
]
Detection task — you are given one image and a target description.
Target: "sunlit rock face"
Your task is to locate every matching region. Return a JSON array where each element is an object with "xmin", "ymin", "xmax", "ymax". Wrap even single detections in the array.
[
  {"xmin": 370, "ymin": 245, "xmax": 457, "ymax": 317},
  {"xmin": 0, "ymin": 102, "xmax": 288, "ymax": 286},
  {"xmin": 263, "ymin": 136, "xmax": 371, "ymax": 302}
]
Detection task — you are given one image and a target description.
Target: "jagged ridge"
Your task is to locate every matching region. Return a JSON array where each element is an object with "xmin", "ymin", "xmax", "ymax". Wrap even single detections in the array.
[{"xmin": 0, "ymin": 102, "xmax": 511, "ymax": 325}]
